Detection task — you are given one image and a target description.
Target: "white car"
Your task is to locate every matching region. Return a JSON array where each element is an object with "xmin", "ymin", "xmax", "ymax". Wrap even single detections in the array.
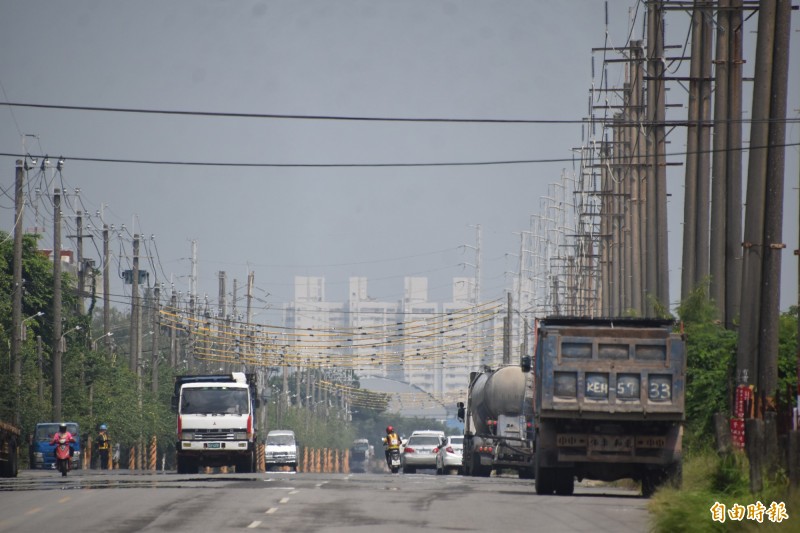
[
  {"xmin": 435, "ymin": 435, "xmax": 464, "ymax": 475},
  {"xmin": 264, "ymin": 430, "xmax": 298, "ymax": 472},
  {"xmin": 401, "ymin": 431, "xmax": 445, "ymax": 473}
]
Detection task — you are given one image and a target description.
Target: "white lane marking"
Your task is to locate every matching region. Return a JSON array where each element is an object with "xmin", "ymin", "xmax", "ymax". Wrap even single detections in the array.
[
  {"xmin": 247, "ymin": 520, "xmax": 262, "ymax": 528},
  {"xmin": 315, "ymin": 482, "xmax": 327, "ymax": 487},
  {"xmin": 279, "ymin": 497, "xmax": 290, "ymax": 504},
  {"xmin": 265, "ymin": 508, "xmax": 278, "ymax": 515},
  {"xmin": 289, "ymin": 490, "xmax": 299, "ymax": 495}
]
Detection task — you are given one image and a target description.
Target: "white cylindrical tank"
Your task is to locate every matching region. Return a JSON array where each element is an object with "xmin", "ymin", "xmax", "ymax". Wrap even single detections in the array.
[{"xmin": 469, "ymin": 366, "xmax": 527, "ymax": 434}]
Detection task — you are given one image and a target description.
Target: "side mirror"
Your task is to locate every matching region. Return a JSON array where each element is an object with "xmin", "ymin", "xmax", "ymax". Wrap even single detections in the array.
[{"xmin": 456, "ymin": 402, "xmax": 465, "ymax": 422}]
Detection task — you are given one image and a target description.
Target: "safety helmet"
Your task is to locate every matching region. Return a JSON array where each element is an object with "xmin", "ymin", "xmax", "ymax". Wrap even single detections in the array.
[
  {"xmin": 99, "ymin": 424, "xmax": 108, "ymax": 431},
  {"xmin": 386, "ymin": 426, "xmax": 393, "ymax": 434},
  {"xmin": 59, "ymin": 423, "xmax": 67, "ymax": 433}
]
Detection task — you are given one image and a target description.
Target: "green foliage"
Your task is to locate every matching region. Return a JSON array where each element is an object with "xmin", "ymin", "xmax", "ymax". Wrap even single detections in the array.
[
  {"xmin": 677, "ymin": 285, "xmax": 738, "ymax": 452},
  {"xmin": 650, "ymin": 449, "xmax": 798, "ymax": 532}
]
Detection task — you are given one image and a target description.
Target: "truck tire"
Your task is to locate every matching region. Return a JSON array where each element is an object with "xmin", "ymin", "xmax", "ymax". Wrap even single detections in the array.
[
  {"xmin": 554, "ymin": 469, "xmax": 574, "ymax": 496},
  {"xmin": 236, "ymin": 453, "xmax": 254, "ymax": 473},
  {"xmin": 472, "ymin": 455, "xmax": 491, "ymax": 477},
  {"xmin": 176, "ymin": 455, "xmax": 196, "ymax": 474},
  {"xmin": 535, "ymin": 458, "xmax": 555, "ymax": 495}
]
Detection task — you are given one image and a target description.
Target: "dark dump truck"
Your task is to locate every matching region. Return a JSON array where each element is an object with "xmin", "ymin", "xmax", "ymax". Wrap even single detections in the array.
[
  {"xmin": 0, "ymin": 420, "xmax": 20, "ymax": 477},
  {"xmin": 533, "ymin": 317, "xmax": 685, "ymax": 496}
]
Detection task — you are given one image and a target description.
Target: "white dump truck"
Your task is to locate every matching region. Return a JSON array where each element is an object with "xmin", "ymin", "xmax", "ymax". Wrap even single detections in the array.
[{"xmin": 172, "ymin": 372, "xmax": 260, "ymax": 473}]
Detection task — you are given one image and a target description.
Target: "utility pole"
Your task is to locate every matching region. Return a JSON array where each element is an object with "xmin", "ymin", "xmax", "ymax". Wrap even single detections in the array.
[
  {"xmin": 190, "ymin": 240, "xmax": 197, "ymax": 318},
  {"xmin": 103, "ymin": 224, "xmax": 111, "ymax": 343},
  {"xmin": 725, "ymin": 0, "xmax": 744, "ymax": 328},
  {"xmin": 74, "ymin": 210, "xmax": 85, "ymax": 314},
  {"xmin": 246, "ymin": 271, "xmax": 254, "ymax": 324},
  {"xmin": 11, "ymin": 160, "xmax": 24, "ymax": 425},
  {"xmin": 738, "ymin": 0, "xmax": 776, "ymax": 389},
  {"xmin": 646, "ymin": 0, "xmax": 669, "ymax": 313},
  {"xmin": 52, "ymin": 186, "xmax": 63, "ymax": 420},
  {"xmin": 169, "ymin": 290, "xmax": 178, "ymax": 368},
  {"xmin": 711, "ymin": 0, "xmax": 731, "ymax": 317},
  {"xmin": 152, "ymin": 285, "xmax": 160, "ymax": 394},
  {"xmin": 503, "ymin": 292, "xmax": 512, "ymax": 365},
  {"xmin": 130, "ymin": 234, "xmax": 141, "ymax": 376},
  {"xmin": 758, "ymin": 0, "xmax": 790, "ymax": 407}
]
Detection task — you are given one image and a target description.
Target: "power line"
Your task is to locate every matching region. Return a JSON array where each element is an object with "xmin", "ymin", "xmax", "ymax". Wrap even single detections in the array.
[{"xmin": 0, "ymin": 101, "xmax": 585, "ymax": 124}]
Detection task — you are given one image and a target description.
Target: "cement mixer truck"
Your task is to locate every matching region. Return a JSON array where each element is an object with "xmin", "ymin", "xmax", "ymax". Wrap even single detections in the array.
[{"xmin": 457, "ymin": 365, "xmax": 535, "ymax": 478}]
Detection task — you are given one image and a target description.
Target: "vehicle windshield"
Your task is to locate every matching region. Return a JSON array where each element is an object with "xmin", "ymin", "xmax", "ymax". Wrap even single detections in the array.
[
  {"xmin": 181, "ymin": 387, "xmax": 249, "ymax": 415},
  {"xmin": 267, "ymin": 434, "xmax": 295, "ymax": 446},
  {"xmin": 35, "ymin": 423, "xmax": 79, "ymax": 441},
  {"xmin": 352, "ymin": 443, "xmax": 370, "ymax": 452},
  {"xmin": 449, "ymin": 436, "xmax": 464, "ymax": 445}
]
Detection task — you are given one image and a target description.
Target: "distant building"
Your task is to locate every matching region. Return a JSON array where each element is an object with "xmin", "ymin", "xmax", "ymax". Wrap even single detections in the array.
[{"xmin": 284, "ymin": 275, "xmax": 504, "ymax": 409}]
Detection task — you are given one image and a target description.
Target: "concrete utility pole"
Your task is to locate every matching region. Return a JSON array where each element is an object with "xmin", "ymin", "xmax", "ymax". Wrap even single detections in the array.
[
  {"xmin": 130, "ymin": 234, "xmax": 141, "ymax": 375},
  {"xmin": 52, "ymin": 187, "xmax": 63, "ymax": 420},
  {"xmin": 682, "ymin": 0, "xmax": 713, "ymax": 300},
  {"xmin": 152, "ymin": 285, "xmax": 160, "ymax": 394},
  {"xmin": 74, "ymin": 210, "xmax": 85, "ymax": 315},
  {"xmin": 189, "ymin": 240, "xmax": 197, "ymax": 318},
  {"xmin": 724, "ymin": 0, "xmax": 744, "ymax": 328},
  {"xmin": 710, "ymin": 0, "xmax": 731, "ymax": 317},
  {"xmin": 246, "ymin": 271, "xmax": 254, "ymax": 324},
  {"xmin": 11, "ymin": 161, "xmax": 25, "ymax": 425},
  {"xmin": 169, "ymin": 290, "xmax": 178, "ymax": 368},
  {"xmin": 103, "ymin": 224, "xmax": 111, "ymax": 343},
  {"xmin": 738, "ymin": 0, "xmax": 776, "ymax": 388},
  {"xmin": 503, "ymin": 293, "xmax": 512, "ymax": 365},
  {"xmin": 757, "ymin": 0, "xmax": 791, "ymax": 405},
  {"xmin": 646, "ymin": 0, "xmax": 669, "ymax": 313}
]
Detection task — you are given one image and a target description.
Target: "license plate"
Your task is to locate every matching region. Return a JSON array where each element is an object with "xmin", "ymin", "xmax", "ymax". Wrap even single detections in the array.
[
  {"xmin": 635, "ymin": 436, "xmax": 667, "ymax": 448},
  {"xmin": 588, "ymin": 436, "xmax": 633, "ymax": 452},
  {"xmin": 557, "ymin": 434, "xmax": 587, "ymax": 447},
  {"xmin": 207, "ymin": 443, "xmax": 220, "ymax": 449}
]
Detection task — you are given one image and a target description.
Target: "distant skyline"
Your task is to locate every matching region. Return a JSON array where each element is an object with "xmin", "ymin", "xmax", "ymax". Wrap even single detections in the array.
[{"xmin": 2, "ymin": 1, "xmax": 798, "ymax": 325}]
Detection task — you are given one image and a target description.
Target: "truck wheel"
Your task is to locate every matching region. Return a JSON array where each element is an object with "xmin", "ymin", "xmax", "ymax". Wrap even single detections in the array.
[
  {"xmin": 554, "ymin": 470, "xmax": 574, "ymax": 496},
  {"xmin": 177, "ymin": 455, "xmax": 196, "ymax": 474},
  {"xmin": 535, "ymin": 465, "xmax": 555, "ymax": 495},
  {"xmin": 237, "ymin": 454, "xmax": 254, "ymax": 473}
]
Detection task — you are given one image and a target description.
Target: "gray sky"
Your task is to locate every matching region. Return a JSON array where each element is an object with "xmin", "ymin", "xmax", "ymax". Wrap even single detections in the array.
[{"xmin": 2, "ymin": 0, "xmax": 798, "ymax": 323}]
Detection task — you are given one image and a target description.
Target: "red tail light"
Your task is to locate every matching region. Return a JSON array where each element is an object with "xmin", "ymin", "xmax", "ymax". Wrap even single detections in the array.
[
  {"xmin": 526, "ymin": 422, "xmax": 532, "ymax": 428},
  {"xmin": 446, "ymin": 446, "xmax": 454, "ymax": 453},
  {"xmin": 404, "ymin": 447, "xmax": 415, "ymax": 454},
  {"xmin": 432, "ymin": 447, "xmax": 439, "ymax": 454},
  {"xmin": 177, "ymin": 415, "xmax": 182, "ymax": 437},
  {"xmin": 247, "ymin": 415, "xmax": 253, "ymax": 438}
]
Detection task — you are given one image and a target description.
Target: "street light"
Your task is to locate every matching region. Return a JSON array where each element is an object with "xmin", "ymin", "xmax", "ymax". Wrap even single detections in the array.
[
  {"xmin": 19, "ymin": 311, "xmax": 44, "ymax": 341},
  {"xmin": 58, "ymin": 325, "xmax": 81, "ymax": 351},
  {"xmin": 92, "ymin": 331, "xmax": 113, "ymax": 351}
]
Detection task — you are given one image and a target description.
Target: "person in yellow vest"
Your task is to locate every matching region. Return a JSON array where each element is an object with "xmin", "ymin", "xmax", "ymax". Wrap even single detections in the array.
[
  {"xmin": 383, "ymin": 425, "xmax": 400, "ymax": 470},
  {"xmin": 95, "ymin": 424, "xmax": 111, "ymax": 469}
]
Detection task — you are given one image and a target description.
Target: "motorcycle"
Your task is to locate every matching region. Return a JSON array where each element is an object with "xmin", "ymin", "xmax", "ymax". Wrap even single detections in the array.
[
  {"xmin": 386, "ymin": 448, "xmax": 401, "ymax": 474},
  {"xmin": 54, "ymin": 436, "xmax": 72, "ymax": 477}
]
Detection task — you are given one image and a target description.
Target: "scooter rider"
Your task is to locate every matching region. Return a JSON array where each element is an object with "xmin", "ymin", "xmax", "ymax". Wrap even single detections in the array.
[
  {"xmin": 50, "ymin": 423, "xmax": 76, "ymax": 473},
  {"xmin": 383, "ymin": 425, "xmax": 400, "ymax": 468},
  {"xmin": 50, "ymin": 423, "xmax": 75, "ymax": 448}
]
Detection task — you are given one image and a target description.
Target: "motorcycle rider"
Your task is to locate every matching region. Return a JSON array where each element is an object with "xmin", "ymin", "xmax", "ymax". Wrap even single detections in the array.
[
  {"xmin": 50, "ymin": 423, "xmax": 75, "ymax": 475},
  {"xmin": 383, "ymin": 425, "xmax": 401, "ymax": 470}
]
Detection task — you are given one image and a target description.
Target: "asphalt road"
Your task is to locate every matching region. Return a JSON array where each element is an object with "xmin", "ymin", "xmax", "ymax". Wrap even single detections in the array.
[{"xmin": 0, "ymin": 469, "xmax": 651, "ymax": 532}]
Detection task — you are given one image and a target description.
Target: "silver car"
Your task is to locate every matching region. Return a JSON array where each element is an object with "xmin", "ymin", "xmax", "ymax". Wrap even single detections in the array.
[
  {"xmin": 401, "ymin": 432, "xmax": 443, "ymax": 473},
  {"xmin": 435, "ymin": 435, "xmax": 464, "ymax": 475}
]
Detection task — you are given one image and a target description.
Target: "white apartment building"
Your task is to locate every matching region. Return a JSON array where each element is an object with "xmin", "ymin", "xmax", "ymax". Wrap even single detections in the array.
[{"xmin": 285, "ymin": 275, "xmax": 505, "ymax": 405}]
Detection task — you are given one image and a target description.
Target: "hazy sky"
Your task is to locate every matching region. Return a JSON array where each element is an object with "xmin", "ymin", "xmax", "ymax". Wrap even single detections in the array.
[{"xmin": 2, "ymin": 0, "xmax": 798, "ymax": 324}]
